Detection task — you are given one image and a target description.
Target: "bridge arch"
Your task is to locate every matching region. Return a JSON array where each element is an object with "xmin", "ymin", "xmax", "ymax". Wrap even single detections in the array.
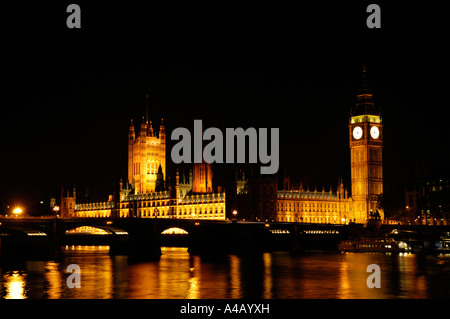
[
  {"xmin": 64, "ymin": 225, "xmax": 129, "ymax": 236},
  {"xmin": 159, "ymin": 225, "xmax": 190, "ymax": 248},
  {"xmin": 161, "ymin": 227, "xmax": 189, "ymax": 235}
]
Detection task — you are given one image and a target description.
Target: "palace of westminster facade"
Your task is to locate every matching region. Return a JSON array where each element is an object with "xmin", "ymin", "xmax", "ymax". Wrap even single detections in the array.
[{"xmin": 61, "ymin": 68, "xmax": 384, "ymax": 225}]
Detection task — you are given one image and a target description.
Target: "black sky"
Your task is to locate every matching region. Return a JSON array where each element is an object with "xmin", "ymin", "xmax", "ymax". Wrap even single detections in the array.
[{"xmin": 1, "ymin": 1, "xmax": 448, "ymax": 211}]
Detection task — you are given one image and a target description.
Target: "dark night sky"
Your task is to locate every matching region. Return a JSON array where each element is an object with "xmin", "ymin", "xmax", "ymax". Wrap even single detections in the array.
[{"xmin": 1, "ymin": 1, "xmax": 448, "ymax": 212}]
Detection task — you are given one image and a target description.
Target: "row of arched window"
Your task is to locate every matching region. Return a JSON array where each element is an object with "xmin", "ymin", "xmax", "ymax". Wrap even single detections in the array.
[
  {"xmin": 278, "ymin": 215, "xmax": 339, "ymax": 223},
  {"xmin": 76, "ymin": 210, "xmax": 111, "ymax": 218},
  {"xmin": 121, "ymin": 200, "xmax": 171, "ymax": 209}
]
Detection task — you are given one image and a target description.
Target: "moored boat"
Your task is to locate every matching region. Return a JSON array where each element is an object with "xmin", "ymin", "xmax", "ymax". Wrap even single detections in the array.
[{"xmin": 338, "ymin": 237, "xmax": 406, "ymax": 253}]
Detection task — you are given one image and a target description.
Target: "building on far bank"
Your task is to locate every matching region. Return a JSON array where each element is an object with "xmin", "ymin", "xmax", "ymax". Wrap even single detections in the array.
[
  {"xmin": 276, "ymin": 180, "xmax": 352, "ymax": 224},
  {"xmin": 61, "ymin": 98, "xmax": 226, "ymax": 220},
  {"xmin": 404, "ymin": 177, "xmax": 450, "ymax": 225},
  {"xmin": 61, "ymin": 67, "xmax": 385, "ymax": 225},
  {"xmin": 270, "ymin": 66, "xmax": 383, "ymax": 224}
]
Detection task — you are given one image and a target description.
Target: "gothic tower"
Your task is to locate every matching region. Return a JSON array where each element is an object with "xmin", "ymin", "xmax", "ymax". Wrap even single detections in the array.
[
  {"xmin": 192, "ymin": 161, "xmax": 213, "ymax": 193},
  {"xmin": 349, "ymin": 66, "xmax": 384, "ymax": 223},
  {"xmin": 60, "ymin": 186, "xmax": 76, "ymax": 218},
  {"xmin": 128, "ymin": 95, "xmax": 166, "ymax": 194},
  {"xmin": 191, "ymin": 124, "xmax": 213, "ymax": 193}
]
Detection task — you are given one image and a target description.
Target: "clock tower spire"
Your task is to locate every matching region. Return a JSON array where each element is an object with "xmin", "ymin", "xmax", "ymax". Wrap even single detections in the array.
[{"xmin": 349, "ymin": 66, "xmax": 384, "ymax": 224}]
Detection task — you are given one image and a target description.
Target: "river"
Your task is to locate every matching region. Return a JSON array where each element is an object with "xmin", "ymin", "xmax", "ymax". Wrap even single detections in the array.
[{"xmin": 1, "ymin": 246, "xmax": 449, "ymax": 299}]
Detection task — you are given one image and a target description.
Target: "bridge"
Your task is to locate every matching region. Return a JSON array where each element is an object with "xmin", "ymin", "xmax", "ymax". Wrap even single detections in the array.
[{"xmin": 0, "ymin": 217, "xmax": 348, "ymax": 260}]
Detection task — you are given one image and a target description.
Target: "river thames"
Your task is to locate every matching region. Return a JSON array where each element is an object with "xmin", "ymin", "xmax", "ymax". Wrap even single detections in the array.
[{"xmin": 1, "ymin": 246, "xmax": 449, "ymax": 299}]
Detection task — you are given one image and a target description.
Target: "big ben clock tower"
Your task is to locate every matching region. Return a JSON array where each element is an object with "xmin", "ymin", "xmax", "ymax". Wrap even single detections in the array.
[{"xmin": 349, "ymin": 66, "xmax": 384, "ymax": 224}]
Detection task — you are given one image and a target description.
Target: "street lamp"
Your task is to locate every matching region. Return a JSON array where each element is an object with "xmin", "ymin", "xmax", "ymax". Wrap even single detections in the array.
[
  {"xmin": 232, "ymin": 210, "xmax": 238, "ymax": 221},
  {"xmin": 13, "ymin": 207, "xmax": 23, "ymax": 216},
  {"xmin": 53, "ymin": 205, "xmax": 60, "ymax": 218}
]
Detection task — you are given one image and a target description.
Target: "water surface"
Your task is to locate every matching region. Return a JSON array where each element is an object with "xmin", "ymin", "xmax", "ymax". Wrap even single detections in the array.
[{"xmin": 1, "ymin": 246, "xmax": 449, "ymax": 298}]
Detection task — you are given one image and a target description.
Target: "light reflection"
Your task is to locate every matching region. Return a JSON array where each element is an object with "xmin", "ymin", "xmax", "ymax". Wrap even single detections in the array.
[
  {"xmin": 187, "ymin": 255, "xmax": 201, "ymax": 299},
  {"xmin": 1, "ymin": 247, "xmax": 449, "ymax": 299},
  {"xmin": 4, "ymin": 271, "xmax": 26, "ymax": 299},
  {"xmin": 45, "ymin": 262, "xmax": 62, "ymax": 299},
  {"xmin": 62, "ymin": 245, "xmax": 113, "ymax": 298},
  {"xmin": 229, "ymin": 255, "xmax": 242, "ymax": 298},
  {"xmin": 187, "ymin": 277, "xmax": 200, "ymax": 299},
  {"xmin": 262, "ymin": 253, "xmax": 272, "ymax": 298},
  {"xmin": 338, "ymin": 256, "xmax": 351, "ymax": 298}
]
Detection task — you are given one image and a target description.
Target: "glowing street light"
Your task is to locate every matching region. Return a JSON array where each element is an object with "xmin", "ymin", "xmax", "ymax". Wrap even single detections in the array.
[
  {"xmin": 53, "ymin": 205, "xmax": 60, "ymax": 218},
  {"xmin": 13, "ymin": 207, "xmax": 23, "ymax": 215},
  {"xmin": 232, "ymin": 210, "xmax": 238, "ymax": 221}
]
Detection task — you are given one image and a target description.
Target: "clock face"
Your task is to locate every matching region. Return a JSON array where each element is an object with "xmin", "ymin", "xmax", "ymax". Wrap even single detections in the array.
[
  {"xmin": 370, "ymin": 126, "xmax": 380, "ymax": 139},
  {"xmin": 353, "ymin": 126, "xmax": 363, "ymax": 140}
]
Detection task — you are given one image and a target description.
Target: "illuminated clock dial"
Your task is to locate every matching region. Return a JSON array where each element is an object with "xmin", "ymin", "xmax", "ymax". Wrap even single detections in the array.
[
  {"xmin": 353, "ymin": 126, "xmax": 363, "ymax": 139},
  {"xmin": 370, "ymin": 126, "xmax": 379, "ymax": 139}
]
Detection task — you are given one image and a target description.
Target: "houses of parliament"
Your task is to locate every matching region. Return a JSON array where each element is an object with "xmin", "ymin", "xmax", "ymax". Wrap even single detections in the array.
[{"xmin": 60, "ymin": 68, "xmax": 384, "ymax": 225}]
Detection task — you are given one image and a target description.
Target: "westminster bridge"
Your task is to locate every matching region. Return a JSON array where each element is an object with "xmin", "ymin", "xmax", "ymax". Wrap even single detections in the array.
[
  {"xmin": 0, "ymin": 217, "xmax": 351, "ymax": 259},
  {"xmin": 1, "ymin": 217, "xmax": 449, "ymax": 260}
]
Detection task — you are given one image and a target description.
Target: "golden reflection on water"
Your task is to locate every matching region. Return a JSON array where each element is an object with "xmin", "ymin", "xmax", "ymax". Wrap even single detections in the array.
[
  {"xmin": 338, "ymin": 257, "xmax": 351, "ymax": 298},
  {"xmin": 4, "ymin": 271, "xmax": 27, "ymax": 299},
  {"xmin": 263, "ymin": 253, "xmax": 273, "ymax": 298},
  {"xmin": 186, "ymin": 253, "xmax": 200, "ymax": 299},
  {"xmin": 1, "ymin": 246, "xmax": 449, "ymax": 299},
  {"xmin": 63, "ymin": 245, "xmax": 113, "ymax": 298},
  {"xmin": 229, "ymin": 254, "xmax": 242, "ymax": 298},
  {"xmin": 45, "ymin": 262, "xmax": 62, "ymax": 299}
]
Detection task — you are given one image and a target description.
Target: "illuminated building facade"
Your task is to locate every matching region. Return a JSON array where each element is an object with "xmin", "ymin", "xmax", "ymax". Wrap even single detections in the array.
[
  {"xmin": 276, "ymin": 180, "xmax": 352, "ymax": 224},
  {"xmin": 74, "ymin": 198, "xmax": 115, "ymax": 218},
  {"xmin": 275, "ymin": 66, "xmax": 383, "ymax": 224},
  {"xmin": 117, "ymin": 166, "xmax": 225, "ymax": 220},
  {"xmin": 128, "ymin": 95, "xmax": 166, "ymax": 194},
  {"xmin": 61, "ymin": 100, "xmax": 226, "ymax": 220},
  {"xmin": 62, "ymin": 68, "xmax": 382, "ymax": 224},
  {"xmin": 348, "ymin": 66, "xmax": 384, "ymax": 223}
]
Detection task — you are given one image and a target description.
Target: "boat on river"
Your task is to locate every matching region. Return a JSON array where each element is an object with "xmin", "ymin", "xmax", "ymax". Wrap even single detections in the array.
[{"xmin": 338, "ymin": 237, "xmax": 407, "ymax": 253}]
